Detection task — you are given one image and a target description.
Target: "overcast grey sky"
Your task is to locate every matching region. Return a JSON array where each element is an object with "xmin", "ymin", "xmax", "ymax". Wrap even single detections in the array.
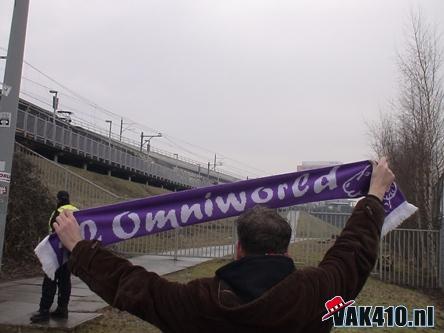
[{"xmin": 1, "ymin": 0, "xmax": 443, "ymax": 178}]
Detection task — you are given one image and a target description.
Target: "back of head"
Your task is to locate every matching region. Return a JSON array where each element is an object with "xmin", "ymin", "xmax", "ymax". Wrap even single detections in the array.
[
  {"xmin": 57, "ymin": 190, "xmax": 70, "ymax": 207},
  {"xmin": 236, "ymin": 205, "xmax": 291, "ymax": 255}
]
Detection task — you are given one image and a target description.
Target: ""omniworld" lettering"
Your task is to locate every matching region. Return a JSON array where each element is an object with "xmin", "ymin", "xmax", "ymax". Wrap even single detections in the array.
[{"xmin": 80, "ymin": 166, "xmax": 341, "ymax": 241}]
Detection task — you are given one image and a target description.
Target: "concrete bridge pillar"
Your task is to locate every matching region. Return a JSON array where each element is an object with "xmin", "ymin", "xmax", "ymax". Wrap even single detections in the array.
[
  {"xmin": 83, "ymin": 163, "xmax": 88, "ymax": 170},
  {"xmin": 53, "ymin": 154, "xmax": 58, "ymax": 163},
  {"xmin": 128, "ymin": 176, "xmax": 132, "ymax": 182},
  {"xmin": 107, "ymin": 170, "xmax": 112, "ymax": 176}
]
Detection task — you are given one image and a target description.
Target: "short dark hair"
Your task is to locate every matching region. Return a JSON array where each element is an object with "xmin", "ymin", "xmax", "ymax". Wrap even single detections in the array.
[{"xmin": 236, "ymin": 206, "xmax": 291, "ymax": 255}]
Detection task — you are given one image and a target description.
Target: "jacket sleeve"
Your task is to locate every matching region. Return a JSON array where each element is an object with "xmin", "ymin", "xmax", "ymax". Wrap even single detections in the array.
[
  {"xmin": 68, "ymin": 240, "xmax": 195, "ymax": 331},
  {"xmin": 302, "ymin": 196, "xmax": 385, "ymax": 312}
]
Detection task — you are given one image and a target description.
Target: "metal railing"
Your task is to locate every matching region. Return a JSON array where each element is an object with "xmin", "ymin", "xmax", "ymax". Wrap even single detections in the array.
[
  {"xmin": 374, "ymin": 228, "xmax": 440, "ymax": 289},
  {"xmin": 15, "ymin": 107, "xmax": 215, "ymax": 188},
  {"xmin": 282, "ymin": 208, "xmax": 440, "ymax": 289},
  {"xmin": 116, "ymin": 208, "xmax": 351, "ymax": 262},
  {"xmin": 115, "ymin": 208, "xmax": 349, "ymax": 262},
  {"xmin": 114, "ymin": 218, "xmax": 237, "ymax": 259},
  {"xmin": 280, "ymin": 208, "xmax": 346, "ymax": 267},
  {"xmin": 16, "ymin": 98, "xmax": 239, "ymax": 186},
  {"xmin": 69, "ymin": 110, "xmax": 243, "ymax": 181},
  {"xmin": 15, "ymin": 142, "xmax": 122, "ymax": 209},
  {"xmin": 70, "ymin": 118, "xmax": 204, "ymax": 171}
]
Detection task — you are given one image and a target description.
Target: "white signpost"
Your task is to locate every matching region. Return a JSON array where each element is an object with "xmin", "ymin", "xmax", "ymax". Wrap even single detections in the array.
[{"xmin": 0, "ymin": 0, "xmax": 30, "ymax": 271}]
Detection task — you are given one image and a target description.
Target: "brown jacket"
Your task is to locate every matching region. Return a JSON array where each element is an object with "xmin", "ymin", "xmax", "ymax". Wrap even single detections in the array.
[{"xmin": 69, "ymin": 196, "xmax": 384, "ymax": 333}]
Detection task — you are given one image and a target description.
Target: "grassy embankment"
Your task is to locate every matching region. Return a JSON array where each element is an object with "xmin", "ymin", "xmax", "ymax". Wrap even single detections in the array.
[{"xmin": 63, "ymin": 165, "xmax": 170, "ymax": 199}]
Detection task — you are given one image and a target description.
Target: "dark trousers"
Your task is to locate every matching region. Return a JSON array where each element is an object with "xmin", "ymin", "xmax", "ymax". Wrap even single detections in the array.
[{"xmin": 39, "ymin": 263, "xmax": 71, "ymax": 311}]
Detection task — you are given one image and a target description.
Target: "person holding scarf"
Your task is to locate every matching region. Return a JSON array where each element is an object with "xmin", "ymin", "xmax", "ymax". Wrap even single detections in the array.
[{"xmin": 53, "ymin": 158, "xmax": 394, "ymax": 332}]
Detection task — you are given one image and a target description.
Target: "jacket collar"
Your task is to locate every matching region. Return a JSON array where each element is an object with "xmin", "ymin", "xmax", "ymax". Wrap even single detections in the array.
[{"xmin": 216, "ymin": 255, "xmax": 295, "ymax": 303}]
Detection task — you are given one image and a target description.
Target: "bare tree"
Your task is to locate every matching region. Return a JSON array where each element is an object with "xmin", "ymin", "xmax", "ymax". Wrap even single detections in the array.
[{"xmin": 371, "ymin": 13, "xmax": 444, "ymax": 229}]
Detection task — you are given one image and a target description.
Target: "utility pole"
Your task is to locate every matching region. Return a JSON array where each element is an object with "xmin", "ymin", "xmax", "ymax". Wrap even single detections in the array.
[
  {"xmin": 0, "ymin": 0, "xmax": 30, "ymax": 271},
  {"xmin": 140, "ymin": 131, "xmax": 144, "ymax": 152},
  {"xmin": 213, "ymin": 154, "xmax": 217, "ymax": 171},
  {"xmin": 119, "ymin": 118, "xmax": 123, "ymax": 141},
  {"xmin": 49, "ymin": 90, "xmax": 58, "ymax": 142},
  {"xmin": 105, "ymin": 120, "xmax": 112, "ymax": 141},
  {"xmin": 140, "ymin": 132, "xmax": 162, "ymax": 155},
  {"xmin": 49, "ymin": 90, "xmax": 58, "ymax": 123}
]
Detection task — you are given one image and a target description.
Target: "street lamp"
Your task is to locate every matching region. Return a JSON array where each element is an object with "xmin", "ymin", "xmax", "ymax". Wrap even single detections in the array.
[
  {"xmin": 49, "ymin": 90, "xmax": 58, "ymax": 124},
  {"xmin": 105, "ymin": 120, "xmax": 112, "ymax": 140},
  {"xmin": 173, "ymin": 153, "xmax": 179, "ymax": 168}
]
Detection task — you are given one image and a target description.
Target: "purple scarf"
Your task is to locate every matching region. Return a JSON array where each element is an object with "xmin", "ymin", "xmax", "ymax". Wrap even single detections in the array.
[{"xmin": 35, "ymin": 160, "xmax": 417, "ymax": 279}]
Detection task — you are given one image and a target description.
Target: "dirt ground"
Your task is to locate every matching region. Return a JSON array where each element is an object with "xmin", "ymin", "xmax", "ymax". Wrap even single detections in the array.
[{"xmin": 0, "ymin": 257, "xmax": 42, "ymax": 283}]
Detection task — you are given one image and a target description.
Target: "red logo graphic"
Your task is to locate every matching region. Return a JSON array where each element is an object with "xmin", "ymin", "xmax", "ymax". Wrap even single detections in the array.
[{"xmin": 322, "ymin": 296, "xmax": 355, "ymax": 321}]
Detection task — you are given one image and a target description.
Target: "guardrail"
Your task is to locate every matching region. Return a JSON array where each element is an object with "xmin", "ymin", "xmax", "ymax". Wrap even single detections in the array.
[
  {"xmin": 374, "ymin": 228, "xmax": 439, "ymax": 289},
  {"xmin": 281, "ymin": 207, "xmax": 440, "ymax": 289},
  {"xmin": 68, "ymin": 116, "xmax": 242, "ymax": 181},
  {"xmin": 15, "ymin": 107, "xmax": 214, "ymax": 188},
  {"xmin": 15, "ymin": 142, "xmax": 123, "ymax": 209},
  {"xmin": 114, "ymin": 218, "xmax": 237, "ymax": 260}
]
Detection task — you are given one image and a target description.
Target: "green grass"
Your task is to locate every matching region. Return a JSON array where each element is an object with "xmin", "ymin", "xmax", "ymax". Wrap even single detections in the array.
[
  {"xmin": 296, "ymin": 211, "xmax": 341, "ymax": 238},
  {"xmin": 64, "ymin": 165, "xmax": 169, "ymax": 199},
  {"xmin": 289, "ymin": 239, "xmax": 332, "ymax": 266},
  {"xmin": 288, "ymin": 212, "xmax": 341, "ymax": 266}
]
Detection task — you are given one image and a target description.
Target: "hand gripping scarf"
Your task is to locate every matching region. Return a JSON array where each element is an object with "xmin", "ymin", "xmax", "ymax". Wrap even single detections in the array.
[{"xmin": 35, "ymin": 160, "xmax": 417, "ymax": 279}]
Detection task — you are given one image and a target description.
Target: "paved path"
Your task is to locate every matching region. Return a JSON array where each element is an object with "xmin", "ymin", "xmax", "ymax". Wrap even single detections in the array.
[{"xmin": 0, "ymin": 255, "xmax": 212, "ymax": 332}]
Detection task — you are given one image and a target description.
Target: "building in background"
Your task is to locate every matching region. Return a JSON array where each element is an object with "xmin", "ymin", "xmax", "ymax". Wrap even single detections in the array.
[
  {"xmin": 296, "ymin": 161, "xmax": 355, "ymax": 213},
  {"xmin": 296, "ymin": 161, "xmax": 342, "ymax": 172}
]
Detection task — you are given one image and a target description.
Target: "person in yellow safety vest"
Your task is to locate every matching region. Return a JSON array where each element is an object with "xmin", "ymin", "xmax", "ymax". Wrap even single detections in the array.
[
  {"xmin": 48, "ymin": 204, "xmax": 78, "ymax": 233},
  {"xmin": 30, "ymin": 191, "xmax": 78, "ymax": 324}
]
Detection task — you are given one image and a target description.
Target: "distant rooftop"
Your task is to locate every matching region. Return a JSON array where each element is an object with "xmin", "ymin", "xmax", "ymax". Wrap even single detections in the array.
[{"xmin": 297, "ymin": 161, "xmax": 342, "ymax": 172}]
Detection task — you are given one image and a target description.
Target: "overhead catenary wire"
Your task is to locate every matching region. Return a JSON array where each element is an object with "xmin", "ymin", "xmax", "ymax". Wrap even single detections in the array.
[{"xmin": 1, "ymin": 45, "xmax": 267, "ymax": 177}]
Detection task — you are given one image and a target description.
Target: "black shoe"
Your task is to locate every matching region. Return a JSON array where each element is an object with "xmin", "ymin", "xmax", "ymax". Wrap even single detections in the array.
[
  {"xmin": 50, "ymin": 306, "xmax": 68, "ymax": 319},
  {"xmin": 30, "ymin": 309, "xmax": 50, "ymax": 323}
]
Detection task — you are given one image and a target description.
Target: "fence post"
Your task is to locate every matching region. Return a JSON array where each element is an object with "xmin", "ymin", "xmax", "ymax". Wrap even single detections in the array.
[
  {"xmin": 439, "ymin": 181, "xmax": 444, "ymax": 289},
  {"xmin": 173, "ymin": 227, "xmax": 179, "ymax": 261},
  {"xmin": 440, "ymin": 220, "xmax": 444, "ymax": 289},
  {"xmin": 232, "ymin": 220, "xmax": 238, "ymax": 260},
  {"xmin": 379, "ymin": 238, "xmax": 383, "ymax": 280}
]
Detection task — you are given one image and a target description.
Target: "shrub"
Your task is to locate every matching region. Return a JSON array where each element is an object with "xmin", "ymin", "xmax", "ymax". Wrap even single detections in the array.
[{"xmin": 4, "ymin": 152, "xmax": 54, "ymax": 265}]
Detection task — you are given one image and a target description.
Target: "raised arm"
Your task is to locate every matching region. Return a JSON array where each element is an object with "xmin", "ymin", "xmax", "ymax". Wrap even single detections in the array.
[
  {"xmin": 54, "ymin": 211, "xmax": 194, "ymax": 330},
  {"xmin": 303, "ymin": 158, "xmax": 394, "ymax": 308}
]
